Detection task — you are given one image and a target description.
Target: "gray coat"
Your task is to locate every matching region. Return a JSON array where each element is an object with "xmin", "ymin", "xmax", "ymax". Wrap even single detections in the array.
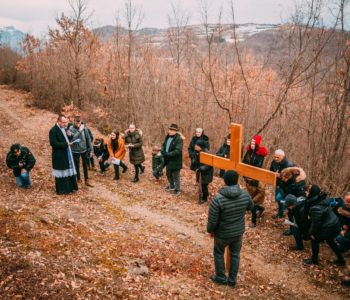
[
  {"xmin": 69, "ymin": 125, "xmax": 93, "ymax": 154},
  {"xmin": 207, "ymin": 185, "xmax": 253, "ymax": 239}
]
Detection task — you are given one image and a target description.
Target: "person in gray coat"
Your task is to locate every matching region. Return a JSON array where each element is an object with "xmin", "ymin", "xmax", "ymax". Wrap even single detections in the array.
[
  {"xmin": 67, "ymin": 116, "xmax": 93, "ymax": 187},
  {"xmin": 207, "ymin": 170, "xmax": 253, "ymax": 287}
]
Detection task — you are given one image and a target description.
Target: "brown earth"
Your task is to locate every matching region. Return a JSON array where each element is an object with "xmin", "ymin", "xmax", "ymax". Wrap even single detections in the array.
[{"xmin": 0, "ymin": 85, "xmax": 349, "ymax": 299}]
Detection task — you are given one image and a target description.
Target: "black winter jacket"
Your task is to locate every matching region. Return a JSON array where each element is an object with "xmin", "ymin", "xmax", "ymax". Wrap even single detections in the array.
[
  {"xmin": 207, "ymin": 185, "xmax": 253, "ymax": 239},
  {"xmin": 309, "ymin": 197, "xmax": 341, "ymax": 241},
  {"xmin": 192, "ymin": 149, "xmax": 213, "ymax": 184},
  {"xmin": 162, "ymin": 133, "xmax": 183, "ymax": 171},
  {"xmin": 93, "ymin": 143, "xmax": 109, "ymax": 161},
  {"xmin": 188, "ymin": 134, "xmax": 209, "ymax": 158},
  {"xmin": 6, "ymin": 146, "xmax": 36, "ymax": 177},
  {"xmin": 242, "ymin": 148, "xmax": 266, "ymax": 187}
]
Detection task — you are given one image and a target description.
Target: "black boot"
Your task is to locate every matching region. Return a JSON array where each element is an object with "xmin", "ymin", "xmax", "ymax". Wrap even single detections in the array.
[
  {"xmin": 303, "ymin": 257, "xmax": 319, "ymax": 265},
  {"xmin": 140, "ymin": 165, "xmax": 145, "ymax": 174},
  {"xmin": 132, "ymin": 177, "xmax": 139, "ymax": 183}
]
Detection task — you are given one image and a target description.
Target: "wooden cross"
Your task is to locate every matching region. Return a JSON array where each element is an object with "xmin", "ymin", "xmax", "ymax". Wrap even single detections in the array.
[
  {"xmin": 200, "ymin": 123, "xmax": 276, "ymax": 185},
  {"xmin": 201, "ymin": 123, "xmax": 277, "ymax": 272}
]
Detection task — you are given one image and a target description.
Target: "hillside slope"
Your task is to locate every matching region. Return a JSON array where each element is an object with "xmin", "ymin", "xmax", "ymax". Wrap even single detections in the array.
[{"xmin": 0, "ymin": 85, "xmax": 348, "ymax": 299}]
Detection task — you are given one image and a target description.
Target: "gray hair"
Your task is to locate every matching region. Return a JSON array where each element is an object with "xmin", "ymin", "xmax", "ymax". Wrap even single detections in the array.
[{"xmin": 274, "ymin": 149, "xmax": 285, "ymax": 156}]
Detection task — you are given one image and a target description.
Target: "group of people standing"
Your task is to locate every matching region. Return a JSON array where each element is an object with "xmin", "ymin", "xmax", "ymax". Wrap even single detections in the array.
[
  {"xmin": 47, "ymin": 115, "xmax": 147, "ymax": 194},
  {"xmin": 6, "ymin": 116, "xmax": 350, "ymax": 288}
]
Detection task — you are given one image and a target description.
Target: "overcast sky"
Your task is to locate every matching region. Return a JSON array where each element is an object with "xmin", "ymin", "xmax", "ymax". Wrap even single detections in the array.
[{"xmin": 0, "ymin": 0, "xmax": 347, "ymax": 36}]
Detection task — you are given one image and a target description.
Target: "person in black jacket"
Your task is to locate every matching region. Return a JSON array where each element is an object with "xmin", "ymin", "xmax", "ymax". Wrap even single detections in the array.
[
  {"xmin": 192, "ymin": 139, "xmax": 213, "ymax": 204},
  {"xmin": 49, "ymin": 115, "xmax": 78, "ymax": 194},
  {"xmin": 270, "ymin": 149, "xmax": 294, "ymax": 218},
  {"xmin": 189, "ymin": 128, "xmax": 209, "ymax": 170},
  {"xmin": 207, "ymin": 170, "xmax": 253, "ymax": 287},
  {"xmin": 242, "ymin": 135, "xmax": 268, "ymax": 227},
  {"xmin": 161, "ymin": 124, "xmax": 184, "ymax": 196},
  {"xmin": 6, "ymin": 143, "xmax": 36, "ymax": 188},
  {"xmin": 86, "ymin": 126, "xmax": 96, "ymax": 171},
  {"xmin": 303, "ymin": 185, "xmax": 345, "ymax": 266},
  {"xmin": 284, "ymin": 194, "xmax": 306, "ymax": 250},
  {"xmin": 216, "ymin": 134, "xmax": 231, "ymax": 178},
  {"xmin": 93, "ymin": 138, "xmax": 110, "ymax": 174}
]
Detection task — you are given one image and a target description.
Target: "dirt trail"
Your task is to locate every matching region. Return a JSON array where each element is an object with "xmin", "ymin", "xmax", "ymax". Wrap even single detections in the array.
[{"xmin": 0, "ymin": 85, "xmax": 348, "ymax": 299}]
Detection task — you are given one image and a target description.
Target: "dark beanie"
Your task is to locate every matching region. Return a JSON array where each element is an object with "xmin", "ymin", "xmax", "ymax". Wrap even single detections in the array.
[
  {"xmin": 224, "ymin": 170, "xmax": 239, "ymax": 186},
  {"xmin": 308, "ymin": 184, "xmax": 321, "ymax": 198},
  {"xmin": 284, "ymin": 194, "xmax": 297, "ymax": 207},
  {"xmin": 10, "ymin": 143, "xmax": 21, "ymax": 153}
]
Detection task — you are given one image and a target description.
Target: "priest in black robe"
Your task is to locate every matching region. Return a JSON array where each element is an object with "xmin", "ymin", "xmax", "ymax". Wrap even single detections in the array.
[{"xmin": 49, "ymin": 115, "xmax": 78, "ymax": 194}]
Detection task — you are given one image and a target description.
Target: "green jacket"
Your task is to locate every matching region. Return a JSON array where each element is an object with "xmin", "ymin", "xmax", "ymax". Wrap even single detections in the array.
[
  {"xmin": 125, "ymin": 130, "xmax": 145, "ymax": 165},
  {"xmin": 162, "ymin": 133, "xmax": 183, "ymax": 171},
  {"xmin": 152, "ymin": 152, "xmax": 164, "ymax": 177}
]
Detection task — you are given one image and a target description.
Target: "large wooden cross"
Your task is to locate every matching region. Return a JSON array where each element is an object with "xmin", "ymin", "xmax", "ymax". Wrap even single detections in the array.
[
  {"xmin": 200, "ymin": 123, "xmax": 276, "ymax": 185},
  {"xmin": 200, "ymin": 123, "xmax": 277, "ymax": 272}
]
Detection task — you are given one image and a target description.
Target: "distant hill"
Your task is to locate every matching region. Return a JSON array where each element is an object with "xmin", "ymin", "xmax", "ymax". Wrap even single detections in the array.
[
  {"xmin": 92, "ymin": 23, "xmax": 279, "ymax": 44},
  {"xmin": 0, "ymin": 26, "xmax": 25, "ymax": 51}
]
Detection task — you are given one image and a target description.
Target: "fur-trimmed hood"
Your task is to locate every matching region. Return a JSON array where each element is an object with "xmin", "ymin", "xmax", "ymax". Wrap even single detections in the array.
[
  {"xmin": 281, "ymin": 167, "xmax": 306, "ymax": 183},
  {"xmin": 125, "ymin": 128, "xmax": 143, "ymax": 137}
]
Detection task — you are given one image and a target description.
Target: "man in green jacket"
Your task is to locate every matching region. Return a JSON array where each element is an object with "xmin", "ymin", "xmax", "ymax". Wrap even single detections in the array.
[
  {"xmin": 207, "ymin": 170, "xmax": 253, "ymax": 287},
  {"xmin": 161, "ymin": 123, "xmax": 183, "ymax": 196}
]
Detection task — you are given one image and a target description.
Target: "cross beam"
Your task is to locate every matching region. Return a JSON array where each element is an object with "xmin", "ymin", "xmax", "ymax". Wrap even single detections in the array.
[{"xmin": 200, "ymin": 123, "xmax": 276, "ymax": 185}]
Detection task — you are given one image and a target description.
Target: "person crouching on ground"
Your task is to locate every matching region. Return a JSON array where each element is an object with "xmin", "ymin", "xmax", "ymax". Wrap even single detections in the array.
[
  {"xmin": 93, "ymin": 138, "xmax": 110, "ymax": 174},
  {"xmin": 152, "ymin": 146, "xmax": 164, "ymax": 180},
  {"xmin": 6, "ymin": 143, "xmax": 36, "ymax": 188},
  {"xmin": 193, "ymin": 139, "xmax": 213, "ymax": 204},
  {"xmin": 207, "ymin": 170, "xmax": 253, "ymax": 288},
  {"xmin": 303, "ymin": 184, "xmax": 345, "ymax": 266}
]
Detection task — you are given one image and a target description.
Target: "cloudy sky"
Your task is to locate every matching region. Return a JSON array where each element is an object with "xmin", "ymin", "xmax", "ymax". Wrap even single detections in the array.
[{"xmin": 0, "ymin": 0, "xmax": 346, "ymax": 36}]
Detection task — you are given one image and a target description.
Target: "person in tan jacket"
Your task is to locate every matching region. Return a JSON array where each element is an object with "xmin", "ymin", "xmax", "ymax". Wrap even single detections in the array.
[{"xmin": 107, "ymin": 130, "xmax": 128, "ymax": 180}]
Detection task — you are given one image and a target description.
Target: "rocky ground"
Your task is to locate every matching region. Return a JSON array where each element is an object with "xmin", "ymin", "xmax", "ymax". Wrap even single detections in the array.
[{"xmin": 0, "ymin": 85, "xmax": 349, "ymax": 299}]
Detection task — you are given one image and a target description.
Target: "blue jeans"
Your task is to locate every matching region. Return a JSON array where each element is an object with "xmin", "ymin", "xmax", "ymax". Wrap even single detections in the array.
[
  {"xmin": 275, "ymin": 187, "xmax": 284, "ymax": 217},
  {"xmin": 15, "ymin": 171, "xmax": 31, "ymax": 187}
]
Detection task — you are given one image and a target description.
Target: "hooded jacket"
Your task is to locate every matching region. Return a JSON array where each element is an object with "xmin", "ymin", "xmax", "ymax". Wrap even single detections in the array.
[
  {"xmin": 188, "ymin": 134, "xmax": 210, "ymax": 158},
  {"xmin": 243, "ymin": 142, "xmax": 268, "ymax": 187},
  {"xmin": 279, "ymin": 167, "xmax": 307, "ymax": 198},
  {"xmin": 207, "ymin": 185, "xmax": 253, "ymax": 239},
  {"xmin": 270, "ymin": 157, "xmax": 294, "ymax": 186},
  {"xmin": 308, "ymin": 196, "xmax": 341, "ymax": 240},
  {"xmin": 125, "ymin": 129, "xmax": 145, "ymax": 165}
]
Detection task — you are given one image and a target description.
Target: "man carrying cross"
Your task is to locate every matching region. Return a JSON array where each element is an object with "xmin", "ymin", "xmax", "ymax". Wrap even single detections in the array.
[
  {"xmin": 207, "ymin": 170, "xmax": 253, "ymax": 287},
  {"xmin": 202, "ymin": 123, "xmax": 277, "ymax": 287}
]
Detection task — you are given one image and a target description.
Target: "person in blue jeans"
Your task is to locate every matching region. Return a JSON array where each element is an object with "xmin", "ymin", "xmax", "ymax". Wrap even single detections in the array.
[
  {"xmin": 6, "ymin": 144, "xmax": 36, "ymax": 188},
  {"xmin": 270, "ymin": 149, "xmax": 294, "ymax": 218}
]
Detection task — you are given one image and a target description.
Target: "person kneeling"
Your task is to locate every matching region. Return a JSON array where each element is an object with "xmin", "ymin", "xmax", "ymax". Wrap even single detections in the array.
[{"xmin": 6, "ymin": 144, "xmax": 36, "ymax": 189}]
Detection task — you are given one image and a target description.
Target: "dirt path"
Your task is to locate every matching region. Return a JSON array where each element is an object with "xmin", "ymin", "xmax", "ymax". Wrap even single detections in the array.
[{"xmin": 0, "ymin": 85, "xmax": 348, "ymax": 299}]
